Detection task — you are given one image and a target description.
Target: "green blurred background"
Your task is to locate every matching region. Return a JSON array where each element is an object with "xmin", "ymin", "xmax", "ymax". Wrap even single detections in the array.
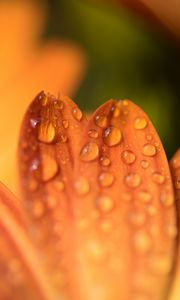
[{"xmin": 45, "ymin": 0, "xmax": 179, "ymax": 158}]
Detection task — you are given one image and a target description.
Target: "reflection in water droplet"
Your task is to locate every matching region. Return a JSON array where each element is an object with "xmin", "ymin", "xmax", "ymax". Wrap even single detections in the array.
[
  {"xmin": 97, "ymin": 195, "xmax": 114, "ymax": 213},
  {"xmin": 80, "ymin": 142, "xmax": 99, "ymax": 162},
  {"xmin": 103, "ymin": 126, "xmax": 122, "ymax": 146},
  {"xmin": 62, "ymin": 120, "xmax": 69, "ymax": 129},
  {"xmin": 133, "ymin": 231, "xmax": 151, "ymax": 253},
  {"xmin": 142, "ymin": 144, "xmax": 157, "ymax": 157},
  {"xmin": 137, "ymin": 191, "xmax": 152, "ymax": 203},
  {"xmin": 88, "ymin": 129, "xmax": 99, "ymax": 139},
  {"xmin": 72, "ymin": 107, "xmax": 83, "ymax": 121},
  {"xmin": 121, "ymin": 150, "xmax": 136, "ymax": 164},
  {"xmin": 38, "ymin": 121, "xmax": 56, "ymax": 144},
  {"xmin": 152, "ymin": 172, "xmax": 165, "ymax": 184},
  {"xmin": 134, "ymin": 117, "xmax": 147, "ymax": 130},
  {"xmin": 160, "ymin": 192, "xmax": 174, "ymax": 207},
  {"xmin": 98, "ymin": 172, "xmax": 114, "ymax": 187},
  {"xmin": 74, "ymin": 177, "xmax": 90, "ymax": 195},
  {"xmin": 125, "ymin": 173, "xmax": 141, "ymax": 188},
  {"xmin": 141, "ymin": 160, "xmax": 149, "ymax": 169},
  {"xmin": 95, "ymin": 114, "xmax": 108, "ymax": 128},
  {"xmin": 100, "ymin": 156, "xmax": 111, "ymax": 167}
]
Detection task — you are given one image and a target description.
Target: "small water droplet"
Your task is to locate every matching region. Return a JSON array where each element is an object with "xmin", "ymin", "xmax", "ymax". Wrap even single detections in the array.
[
  {"xmin": 62, "ymin": 120, "xmax": 69, "ymax": 129},
  {"xmin": 133, "ymin": 231, "xmax": 151, "ymax": 253},
  {"xmin": 32, "ymin": 200, "xmax": 45, "ymax": 218},
  {"xmin": 72, "ymin": 107, "xmax": 83, "ymax": 121},
  {"xmin": 121, "ymin": 150, "xmax": 136, "ymax": 164},
  {"xmin": 152, "ymin": 172, "xmax": 165, "ymax": 184},
  {"xmin": 53, "ymin": 180, "xmax": 64, "ymax": 192},
  {"xmin": 141, "ymin": 160, "xmax": 149, "ymax": 169},
  {"xmin": 98, "ymin": 172, "xmax": 114, "ymax": 187},
  {"xmin": 134, "ymin": 117, "xmax": 147, "ymax": 130},
  {"xmin": 146, "ymin": 134, "xmax": 153, "ymax": 141},
  {"xmin": 137, "ymin": 191, "xmax": 152, "ymax": 203},
  {"xmin": 103, "ymin": 126, "xmax": 122, "ymax": 146},
  {"xmin": 38, "ymin": 121, "xmax": 56, "ymax": 144},
  {"xmin": 28, "ymin": 178, "xmax": 38, "ymax": 192},
  {"xmin": 125, "ymin": 173, "xmax": 141, "ymax": 188},
  {"xmin": 95, "ymin": 114, "xmax": 108, "ymax": 128},
  {"xmin": 160, "ymin": 192, "xmax": 174, "ymax": 207},
  {"xmin": 142, "ymin": 144, "xmax": 157, "ymax": 157},
  {"xmin": 87, "ymin": 240, "xmax": 106, "ymax": 261},
  {"xmin": 165, "ymin": 224, "xmax": 177, "ymax": 238},
  {"xmin": 149, "ymin": 255, "xmax": 172, "ymax": 275},
  {"xmin": 39, "ymin": 93, "xmax": 48, "ymax": 106},
  {"xmin": 74, "ymin": 177, "xmax": 90, "ymax": 195},
  {"xmin": 111, "ymin": 105, "xmax": 121, "ymax": 118},
  {"xmin": 80, "ymin": 142, "xmax": 99, "ymax": 162},
  {"xmin": 88, "ymin": 129, "xmax": 99, "ymax": 139},
  {"xmin": 59, "ymin": 134, "xmax": 68, "ymax": 143},
  {"xmin": 147, "ymin": 205, "xmax": 157, "ymax": 216},
  {"xmin": 97, "ymin": 195, "xmax": 114, "ymax": 213},
  {"xmin": 99, "ymin": 156, "xmax": 111, "ymax": 167},
  {"xmin": 122, "ymin": 100, "xmax": 129, "ymax": 106},
  {"xmin": 175, "ymin": 180, "xmax": 180, "ymax": 189}
]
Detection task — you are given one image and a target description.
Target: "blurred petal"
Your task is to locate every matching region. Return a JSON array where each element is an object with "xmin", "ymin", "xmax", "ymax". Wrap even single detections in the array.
[
  {"xmin": 0, "ymin": 182, "xmax": 59, "ymax": 300},
  {"xmin": 0, "ymin": 0, "xmax": 87, "ymax": 192},
  {"xmin": 169, "ymin": 148, "xmax": 180, "ymax": 300},
  {"xmin": 18, "ymin": 93, "xmax": 176, "ymax": 299}
]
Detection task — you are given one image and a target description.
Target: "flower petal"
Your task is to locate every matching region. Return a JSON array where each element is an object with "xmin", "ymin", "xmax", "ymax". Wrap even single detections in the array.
[
  {"xmin": 169, "ymin": 148, "xmax": 180, "ymax": 300},
  {"xmin": 0, "ymin": 182, "xmax": 59, "ymax": 300},
  {"xmin": 18, "ymin": 93, "xmax": 177, "ymax": 299}
]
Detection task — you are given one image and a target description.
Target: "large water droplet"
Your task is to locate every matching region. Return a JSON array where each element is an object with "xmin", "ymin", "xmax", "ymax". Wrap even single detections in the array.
[
  {"xmin": 152, "ymin": 172, "xmax": 165, "ymax": 184},
  {"xmin": 72, "ymin": 107, "xmax": 83, "ymax": 121},
  {"xmin": 80, "ymin": 142, "xmax": 99, "ymax": 162},
  {"xmin": 97, "ymin": 195, "xmax": 114, "ymax": 213},
  {"xmin": 38, "ymin": 121, "xmax": 56, "ymax": 144},
  {"xmin": 95, "ymin": 114, "xmax": 108, "ymax": 128},
  {"xmin": 100, "ymin": 156, "xmax": 111, "ymax": 167},
  {"xmin": 32, "ymin": 154, "xmax": 59, "ymax": 182},
  {"xmin": 137, "ymin": 191, "xmax": 152, "ymax": 203},
  {"xmin": 121, "ymin": 150, "xmax": 136, "ymax": 164},
  {"xmin": 88, "ymin": 129, "xmax": 99, "ymax": 139},
  {"xmin": 134, "ymin": 117, "xmax": 147, "ymax": 130},
  {"xmin": 74, "ymin": 177, "xmax": 90, "ymax": 195},
  {"xmin": 133, "ymin": 231, "xmax": 151, "ymax": 253},
  {"xmin": 103, "ymin": 126, "xmax": 122, "ymax": 147},
  {"xmin": 125, "ymin": 173, "xmax": 141, "ymax": 188},
  {"xmin": 142, "ymin": 144, "xmax": 157, "ymax": 157},
  {"xmin": 98, "ymin": 172, "xmax": 114, "ymax": 187}
]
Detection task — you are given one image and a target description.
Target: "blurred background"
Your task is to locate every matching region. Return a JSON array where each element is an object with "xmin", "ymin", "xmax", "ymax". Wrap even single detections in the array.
[{"xmin": 0, "ymin": 0, "xmax": 180, "ymax": 190}]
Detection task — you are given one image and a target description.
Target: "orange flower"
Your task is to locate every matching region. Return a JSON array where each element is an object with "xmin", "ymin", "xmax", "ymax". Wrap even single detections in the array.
[
  {"xmin": 0, "ymin": 0, "xmax": 86, "ymax": 193},
  {"xmin": 0, "ymin": 91, "xmax": 179, "ymax": 300}
]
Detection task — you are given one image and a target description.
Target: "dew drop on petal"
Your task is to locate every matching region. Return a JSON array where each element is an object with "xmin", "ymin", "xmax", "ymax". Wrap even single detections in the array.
[
  {"xmin": 149, "ymin": 256, "xmax": 172, "ymax": 275},
  {"xmin": 129, "ymin": 211, "xmax": 146, "ymax": 226},
  {"xmin": 96, "ymin": 196, "xmax": 114, "ymax": 213},
  {"xmin": 160, "ymin": 192, "xmax": 174, "ymax": 207},
  {"xmin": 94, "ymin": 114, "xmax": 108, "ymax": 128},
  {"xmin": 175, "ymin": 180, "xmax": 180, "ymax": 189},
  {"xmin": 134, "ymin": 117, "xmax": 148, "ymax": 130},
  {"xmin": 103, "ymin": 126, "xmax": 122, "ymax": 147},
  {"xmin": 59, "ymin": 134, "xmax": 68, "ymax": 143},
  {"xmin": 137, "ymin": 191, "xmax": 152, "ymax": 203},
  {"xmin": 142, "ymin": 144, "xmax": 157, "ymax": 157},
  {"xmin": 38, "ymin": 121, "xmax": 56, "ymax": 144},
  {"xmin": 100, "ymin": 156, "xmax": 111, "ymax": 167},
  {"xmin": 72, "ymin": 107, "xmax": 83, "ymax": 121},
  {"xmin": 74, "ymin": 177, "xmax": 90, "ymax": 196},
  {"xmin": 133, "ymin": 231, "xmax": 151, "ymax": 253},
  {"xmin": 122, "ymin": 100, "xmax": 129, "ymax": 106},
  {"xmin": 62, "ymin": 120, "xmax": 69, "ymax": 129},
  {"xmin": 88, "ymin": 129, "xmax": 99, "ymax": 139},
  {"xmin": 98, "ymin": 172, "xmax": 114, "ymax": 187},
  {"xmin": 121, "ymin": 150, "xmax": 136, "ymax": 164},
  {"xmin": 32, "ymin": 200, "xmax": 45, "ymax": 218},
  {"xmin": 111, "ymin": 105, "xmax": 121, "ymax": 118},
  {"xmin": 53, "ymin": 180, "xmax": 64, "ymax": 192},
  {"xmin": 152, "ymin": 172, "xmax": 165, "ymax": 184},
  {"xmin": 125, "ymin": 173, "xmax": 141, "ymax": 188},
  {"xmin": 36, "ymin": 154, "xmax": 59, "ymax": 182},
  {"xmin": 28, "ymin": 178, "xmax": 38, "ymax": 192},
  {"xmin": 141, "ymin": 160, "xmax": 150, "ymax": 169},
  {"xmin": 47, "ymin": 196, "xmax": 57, "ymax": 209},
  {"xmin": 80, "ymin": 142, "xmax": 99, "ymax": 162}
]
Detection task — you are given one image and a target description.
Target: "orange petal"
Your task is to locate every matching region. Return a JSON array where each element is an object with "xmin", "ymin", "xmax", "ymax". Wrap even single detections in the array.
[
  {"xmin": 169, "ymin": 148, "xmax": 180, "ymax": 300},
  {"xmin": 0, "ymin": 182, "xmax": 59, "ymax": 300},
  {"xmin": 18, "ymin": 93, "xmax": 177, "ymax": 300}
]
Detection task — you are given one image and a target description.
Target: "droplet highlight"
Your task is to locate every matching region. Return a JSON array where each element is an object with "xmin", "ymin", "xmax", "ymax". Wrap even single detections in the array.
[
  {"xmin": 121, "ymin": 150, "xmax": 136, "ymax": 164},
  {"xmin": 74, "ymin": 177, "xmax": 90, "ymax": 196},
  {"xmin": 98, "ymin": 172, "xmax": 114, "ymax": 187},
  {"xmin": 134, "ymin": 117, "xmax": 147, "ymax": 130},
  {"xmin": 142, "ymin": 144, "xmax": 157, "ymax": 157},
  {"xmin": 72, "ymin": 107, "xmax": 83, "ymax": 121},
  {"xmin": 80, "ymin": 142, "xmax": 99, "ymax": 162},
  {"xmin": 152, "ymin": 172, "xmax": 165, "ymax": 184},
  {"xmin": 125, "ymin": 173, "xmax": 141, "ymax": 188},
  {"xmin": 103, "ymin": 126, "xmax": 122, "ymax": 147},
  {"xmin": 95, "ymin": 114, "xmax": 108, "ymax": 128}
]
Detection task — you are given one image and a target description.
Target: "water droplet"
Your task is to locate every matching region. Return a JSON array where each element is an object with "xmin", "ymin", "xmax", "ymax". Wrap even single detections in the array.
[
  {"xmin": 111, "ymin": 105, "xmax": 121, "ymax": 118},
  {"xmin": 149, "ymin": 255, "xmax": 172, "ymax": 275},
  {"xmin": 53, "ymin": 180, "xmax": 64, "ymax": 191},
  {"xmin": 125, "ymin": 173, "xmax": 141, "ymax": 188},
  {"xmin": 30, "ymin": 118, "xmax": 40, "ymax": 128},
  {"xmin": 55, "ymin": 100, "xmax": 64, "ymax": 110},
  {"xmin": 147, "ymin": 205, "xmax": 157, "ymax": 216},
  {"xmin": 142, "ymin": 144, "xmax": 157, "ymax": 157},
  {"xmin": 146, "ymin": 134, "xmax": 153, "ymax": 141},
  {"xmin": 32, "ymin": 200, "xmax": 45, "ymax": 218},
  {"xmin": 80, "ymin": 142, "xmax": 99, "ymax": 162},
  {"xmin": 39, "ymin": 93, "xmax": 48, "ymax": 106},
  {"xmin": 98, "ymin": 172, "xmax": 114, "ymax": 187},
  {"xmin": 95, "ymin": 114, "xmax": 108, "ymax": 128},
  {"xmin": 88, "ymin": 129, "xmax": 99, "ymax": 139},
  {"xmin": 74, "ymin": 177, "xmax": 90, "ymax": 195},
  {"xmin": 160, "ymin": 192, "xmax": 174, "ymax": 207},
  {"xmin": 137, "ymin": 191, "xmax": 152, "ymax": 203},
  {"xmin": 152, "ymin": 172, "xmax": 165, "ymax": 184},
  {"xmin": 97, "ymin": 195, "xmax": 114, "ymax": 213},
  {"xmin": 100, "ymin": 156, "xmax": 111, "ymax": 167},
  {"xmin": 134, "ymin": 117, "xmax": 147, "ymax": 130},
  {"xmin": 165, "ymin": 224, "xmax": 177, "ymax": 238},
  {"xmin": 133, "ymin": 231, "xmax": 151, "ymax": 253},
  {"xmin": 122, "ymin": 100, "xmax": 129, "ymax": 106},
  {"xmin": 38, "ymin": 121, "xmax": 56, "ymax": 144},
  {"xmin": 59, "ymin": 134, "xmax": 68, "ymax": 143},
  {"xmin": 72, "ymin": 107, "xmax": 83, "ymax": 121},
  {"xmin": 62, "ymin": 120, "xmax": 69, "ymax": 129},
  {"xmin": 129, "ymin": 211, "xmax": 146, "ymax": 226},
  {"xmin": 141, "ymin": 160, "xmax": 149, "ymax": 169},
  {"xmin": 103, "ymin": 126, "xmax": 122, "ymax": 146},
  {"xmin": 47, "ymin": 196, "xmax": 57, "ymax": 209},
  {"xmin": 175, "ymin": 180, "xmax": 180, "ymax": 189},
  {"xmin": 37, "ymin": 154, "xmax": 59, "ymax": 182},
  {"xmin": 121, "ymin": 150, "xmax": 136, "ymax": 164},
  {"xmin": 28, "ymin": 178, "xmax": 38, "ymax": 192}
]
